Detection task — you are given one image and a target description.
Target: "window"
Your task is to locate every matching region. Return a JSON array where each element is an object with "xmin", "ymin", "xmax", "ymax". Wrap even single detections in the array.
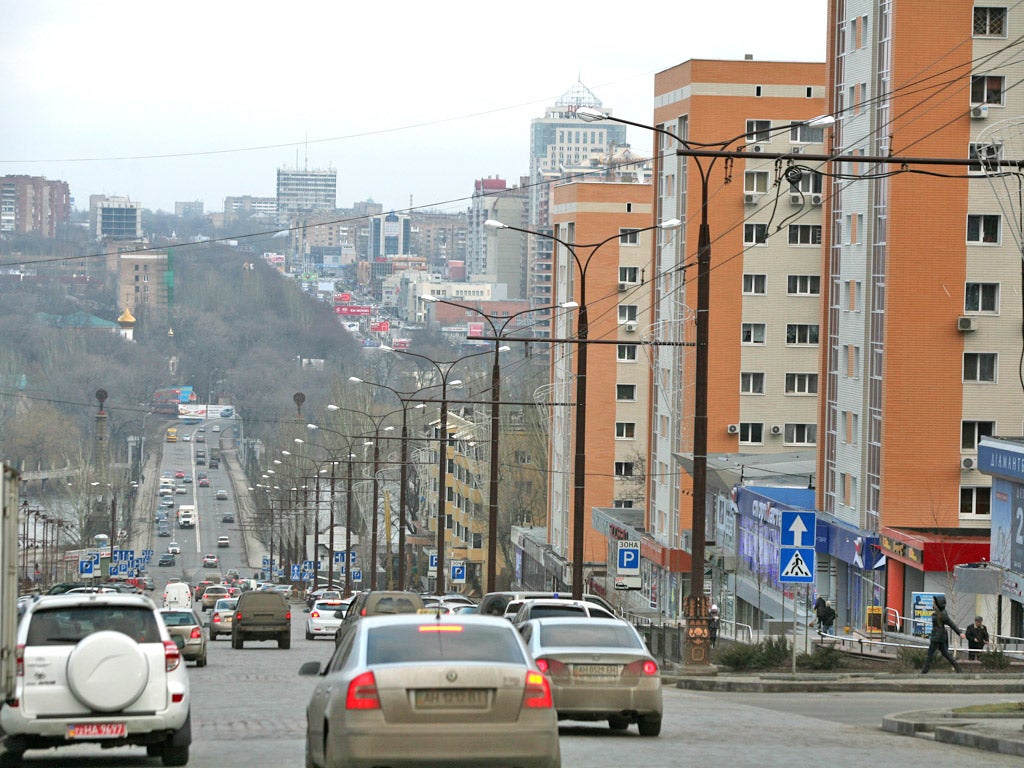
[
  {"xmin": 960, "ymin": 486, "xmax": 992, "ymax": 516},
  {"xmin": 971, "ymin": 74, "xmax": 1004, "ymax": 105},
  {"xmin": 788, "ymin": 224, "xmax": 822, "ymax": 245},
  {"xmin": 964, "ymin": 352, "xmax": 997, "ymax": 382},
  {"xmin": 961, "ymin": 421, "xmax": 995, "ymax": 451},
  {"xmin": 616, "ymin": 384, "xmax": 637, "ymax": 401},
  {"xmin": 969, "ymin": 142, "xmax": 1002, "ymax": 174},
  {"xmin": 741, "ymin": 372, "xmax": 765, "ymax": 394},
  {"xmin": 965, "ymin": 282, "xmax": 999, "ymax": 313},
  {"xmin": 743, "ymin": 274, "xmax": 767, "ymax": 294},
  {"xmin": 619, "ymin": 228, "xmax": 640, "ymax": 245},
  {"xmin": 613, "ymin": 499, "xmax": 635, "ymax": 509},
  {"xmin": 785, "ymin": 373, "xmax": 818, "ymax": 395},
  {"xmin": 615, "ymin": 422, "xmax": 636, "ymax": 439},
  {"xmin": 739, "ymin": 423, "xmax": 764, "ymax": 445},
  {"xmin": 741, "ymin": 323, "xmax": 766, "ymax": 344},
  {"xmin": 786, "ymin": 324, "xmax": 820, "ymax": 345},
  {"xmin": 967, "ymin": 214, "xmax": 1000, "ymax": 243},
  {"xmin": 744, "ymin": 171, "xmax": 770, "ymax": 194},
  {"xmin": 746, "ymin": 119, "xmax": 771, "ymax": 142},
  {"xmin": 788, "ymin": 275, "xmax": 820, "ymax": 295},
  {"xmin": 974, "ymin": 7, "xmax": 1007, "ymax": 36},
  {"xmin": 790, "ymin": 124, "xmax": 825, "ymax": 143},
  {"xmin": 619, "ymin": 266, "xmax": 639, "ymax": 284},
  {"xmin": 617, "ymin": 344, "xmax": 637, "ymax": 362},
  {"xmin": 789, "ymin": 170, "xmax": 824, "ymax": 194},
  {"xmin": 744, "ymin": 224, "xmax": 768, "ymax": 245},
  {"xmin": 614, "ymin": 461, "xmax": 634, "ymax": 477},
  {"xmin": 784, "ymin": 423, "xmax": 817, "ymax": 445},
  {"xmin": 618, "ymin": 305, "xmax": 638, "ymax": 323}
]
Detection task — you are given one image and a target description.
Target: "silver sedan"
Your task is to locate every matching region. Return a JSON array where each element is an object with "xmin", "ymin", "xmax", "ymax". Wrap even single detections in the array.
[
  {"xmin": 300, "ymin": 613, "xmax": 560, "ymax": 768},
  {"xmin": 518, "ymin": 617, "xmax": 663, "ymax": 736}
]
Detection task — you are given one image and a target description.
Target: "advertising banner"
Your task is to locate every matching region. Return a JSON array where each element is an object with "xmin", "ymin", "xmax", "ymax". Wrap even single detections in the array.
[{"xmin": 335, "ymin": 305, "xmax": 372, "ymax": 316}]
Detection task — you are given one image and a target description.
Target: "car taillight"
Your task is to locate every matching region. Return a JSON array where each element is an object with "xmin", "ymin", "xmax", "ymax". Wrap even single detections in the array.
[
  {"xmin": 212, "ymin": 613, "xmax": 221, "ymax": 623},
  {"xmin": 235, "ymin": 611, "xmax": 243, "ymax": 621},
  {"xmin": 345, "ymin": 671, "xmax": 380, "ymax": 710},
  {"xmin": 534, "ymin": 657, "xmax": 567, "ymax": 677},
  {"xmin": 15, "ymin": 644, "xmax": 24, "ymax": 678},
  {"xmin": 310, "ymin": 611, "xmax": 320, "ymax": 618},
  {"xmin": 285, "ymin": 611, "xmax": 291, "ymax": 620},
  {"xmin": 522, "ymin": 670, "xmax": 553, "ymax": 709},
  {"xmin": 625, "ymin": 659, "xmax": 659, "ymax": 676},
  {"xmin": 163, "ymin": 640, "xmax": 181, "ymax": 672},
  {"xmin": 190, "ymin": 627, "xmax": 202, "ymax": 639}
]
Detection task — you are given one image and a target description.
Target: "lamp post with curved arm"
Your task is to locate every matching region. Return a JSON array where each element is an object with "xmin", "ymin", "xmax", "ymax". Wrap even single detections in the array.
[
  {"xmin": 574, "ymin": 106, "xmax": 832, "ymax": 664},
  {"xmin": 379, "ymin": 346, "xmax": 494, "ymax": 595},
  {"xmin": 420, "ymin": 296, "xmax": 577, "ymax": 592},
  {"xmin": 486, "ymin": 217, "xmax": 681, "ymax": 600}
]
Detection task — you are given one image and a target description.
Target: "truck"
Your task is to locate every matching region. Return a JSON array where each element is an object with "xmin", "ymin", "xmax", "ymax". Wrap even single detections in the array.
[
  {"xmin": 1, "ymin": 464, "xmax": 19, "ymax": 700},
  {"xmin": 177, "ymin": 504, "xmax": 196, "ymax": 529}
]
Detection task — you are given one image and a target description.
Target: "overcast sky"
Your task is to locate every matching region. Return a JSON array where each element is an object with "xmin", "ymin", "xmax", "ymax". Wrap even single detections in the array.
[{"xmin": 1, "ymin": 2, "xmax": 827, "ymax": 215}]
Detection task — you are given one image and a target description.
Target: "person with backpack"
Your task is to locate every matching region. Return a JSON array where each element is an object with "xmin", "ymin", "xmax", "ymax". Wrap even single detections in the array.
[
  {"xmin": 921, "ymin": 595, "xmax": 963, "ymax": 674},
  {"xmin": 810, "ymin": 597, "xmax": 836, "ymax": 636}
]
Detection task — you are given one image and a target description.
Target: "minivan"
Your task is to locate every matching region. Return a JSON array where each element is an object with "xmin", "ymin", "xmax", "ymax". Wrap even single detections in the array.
[{"xmin": 162, "ymin": 582, "xmax": 193, "ymax": 611}]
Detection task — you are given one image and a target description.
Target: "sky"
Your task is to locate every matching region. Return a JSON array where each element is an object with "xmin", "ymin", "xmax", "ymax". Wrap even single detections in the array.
[{"xmin": 1, "ymin": 1, "xmax": 827, "ymax": 216}]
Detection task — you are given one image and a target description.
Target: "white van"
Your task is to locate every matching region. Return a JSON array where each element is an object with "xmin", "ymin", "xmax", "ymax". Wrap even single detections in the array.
[{"xmin": 162, "ymin": 582, "xmax": 193, "ymax": 611}]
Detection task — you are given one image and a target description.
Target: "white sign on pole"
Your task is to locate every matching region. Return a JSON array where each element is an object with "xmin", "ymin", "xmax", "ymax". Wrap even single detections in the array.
[{"xmin": 614, "ymin": 540, "xmax": 642, "ymax": 591}]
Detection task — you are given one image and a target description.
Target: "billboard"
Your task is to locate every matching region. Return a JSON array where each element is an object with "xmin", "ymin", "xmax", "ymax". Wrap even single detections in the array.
[
  {"xmin": 370, "ymin": 320, "xmax": 390, "ymax": 333},
  {"xmin": 335, "ymin": 305, "xmax": 372, "ymax": 316}
]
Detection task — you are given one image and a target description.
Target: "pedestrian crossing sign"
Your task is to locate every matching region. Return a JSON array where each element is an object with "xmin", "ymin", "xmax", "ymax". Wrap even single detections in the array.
[{"xmin": 779, "ymin": 547, "xmax": 815, "ymax": 583}]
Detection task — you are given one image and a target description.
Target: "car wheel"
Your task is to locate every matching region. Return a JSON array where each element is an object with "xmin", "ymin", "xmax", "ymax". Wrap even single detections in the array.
[
  {"xmin": 637, "ymin": 714, "xmax": 662, "ymax": 737},
  {"xmin": 279, "ymin": 633, "xmax": 291, "ymax": 650},
  {"xmin": 162, "ymin": 743, "xmax": 189, "ymax": 766},
  {"xmin": 608, "ymin": 715, "xmax": 629, "ymax": 731},
  {"xmin": 0, "ymin": 748, "xmax": 24, "ymax": 767},
  {"xmin": 209, "ymin": 631, "xmax": 217, "ymax": 642},
  {"xmin": 232, "ymin": 633, "xmax": 243, "ymax": 649},
  {"xmin": 196, "ymin": 653, "xmax": 207, "ymax": 668},
  {"xmin": 305, "ymin": 629, "xmax": 314, "ymax": 641}
]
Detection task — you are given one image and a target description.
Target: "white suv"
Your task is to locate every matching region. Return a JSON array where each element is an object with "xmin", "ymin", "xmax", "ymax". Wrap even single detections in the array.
[{"xmin": 1, "ymin": 593, "xmax": 191, "ymax": 766}]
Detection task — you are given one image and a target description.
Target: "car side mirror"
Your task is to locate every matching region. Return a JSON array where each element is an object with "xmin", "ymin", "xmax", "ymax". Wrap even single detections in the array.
[
  {"xmin": 298, "ymin": 661, "xmax": 322, "ymax": 676},
  {"xmin": 303, "ymin": 608, "xmax": 310, "ymax": 613},
  {"xmin": 334, "ymin": 610, "xmax": 345, "ymax": 619}
]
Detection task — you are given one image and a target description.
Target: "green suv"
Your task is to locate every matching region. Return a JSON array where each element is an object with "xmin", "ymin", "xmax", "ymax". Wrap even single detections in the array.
[{"xmin": 231, "ymin": 590, "xmax": 291, "ymax": 649}]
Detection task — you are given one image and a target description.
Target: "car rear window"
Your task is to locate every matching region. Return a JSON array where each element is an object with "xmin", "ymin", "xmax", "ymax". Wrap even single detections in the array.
[
  {"xmin": 528, "ymin": 605, "xmax": 588, "ymax": 619},
  {"xmin": 27, "ymin": 606, "xmax": 161, "ymax": 645},
  {"xmin": 161, "ymin": 611, "xmax": 197, "ymax": 627},
  {"xmin": 538, "ymin": 623, "xmax": 643, "ymax": 649},
  {"xmin": 366, "ymin": 624, "xmax": 526, "ymax": 665},
  {"xmin": 368, "ymin": 595, "xmax": 422, "ymax": 614}
]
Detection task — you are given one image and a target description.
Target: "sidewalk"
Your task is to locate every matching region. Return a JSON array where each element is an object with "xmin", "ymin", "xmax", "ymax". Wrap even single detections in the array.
[{"xmin": 671, "ymin": 671, "xmax": 1024, "ymax": 757}]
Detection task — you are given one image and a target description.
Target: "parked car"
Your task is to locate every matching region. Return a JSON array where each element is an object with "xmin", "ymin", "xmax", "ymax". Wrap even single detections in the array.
[
  {"xmin": 1, "ymin": 593, "xmax": 191, "ymax": 765},
  {"xmin": 208, "ymin": 597, "xmax": 238, "ymax": 641},
  {"xmin": 305, "ymin": 599, "xmax": 347, "ymax": 640},
  {"xmin": 519, "ymin": 617, "xmax": 662, "ymax": 736},
  {"xmin": 159, "ymin": 608, "xmax": 208, "ymax": 667},
  {"xmin": 232, "ymin": 590, "xmax": 291, "ymax": 649},
  {"xmin": 299, "ymin": 614, "xmax": 559, "ymax": 768}
]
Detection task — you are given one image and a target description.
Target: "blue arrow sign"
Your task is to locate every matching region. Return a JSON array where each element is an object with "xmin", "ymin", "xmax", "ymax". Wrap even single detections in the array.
[
  {"xmin": 333, "ymin": 551, "xmax": 346, "ymax": 564},
  {"xmin": 780, "ymin": 511, "xmax": 816, "ymax": 548},
  {"xmin": 291, "ymin": 564, "xmax": 301, "ymax": 580},
  {"xmin": 349, "ymin": 552, "xmax": 358, "ymax": 565},
  {"xmin": 262, "ymin": 556, "xmax": 270, "ymax": 568}
]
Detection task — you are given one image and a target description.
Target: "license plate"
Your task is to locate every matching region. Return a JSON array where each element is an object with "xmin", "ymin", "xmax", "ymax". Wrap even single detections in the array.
[
  {"xmin": 67, "ymin": 722, "xmax": 127, "ymax": 739},
  {"xmin": 415, "ymin": 688, "xmax": 488, "ymax": 709},
  {"xmin": 573, "ymin": 664, "xmax": 620, "ymax": 677}
]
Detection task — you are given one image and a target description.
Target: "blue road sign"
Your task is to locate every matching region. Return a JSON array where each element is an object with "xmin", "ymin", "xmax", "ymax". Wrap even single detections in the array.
[
  {"xmin": 291, "ymin": 564, "xmax": 301, "ymax": 581},
  {"xmin": 79, "ymin": 559, "xmax": 93, "ymax": 577},
  {"xmin": 428, "ymin": 553, "xmax": 438, "ymax": 572},
  {"xmin": 90, "ymin": 551, "xmax": 100, "ymax": 567},
  {"xmin": 450, "ymin": 562, "xmax": 466, "ymax": 583},
  {"xmin": 780, "ymin": 511, "xmax": 816, "ymax": 548},
  {"xmin": 143, "ymin": 549, "xmax": 153, "ymax": 559},
  {"xmin": 333, "ymin": 551, "xmax": 346, "ymax": 565},
  {"xmin": 262, "ymin": 556, "xmax": 270, "ymax": 568},
  {"xmin": 617, "ymin": 541, "xmax": 640, "ymax": 574},
  {"xmin": 779, "ymin": 547, "xmax": 815, "ymax": 583},
  {"xmin": 351, "ymin": 568, "xmax": 362, "ymax": 583},
  {"xmin": 302, "ymin": 560, "xmax": 314, "ymax": 574},
  {"xmin": 108, "ymin": 566, "xmax": 117, "ymax": 577},
  {"xmin": 349, "ymin": 552, "xmax": 358, "ymax": 565}
]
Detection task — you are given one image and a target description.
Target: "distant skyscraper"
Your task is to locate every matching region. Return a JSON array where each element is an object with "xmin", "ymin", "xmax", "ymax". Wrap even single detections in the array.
[
  {"xmin": 0, "ymin": 175, "xmax": 70, "ymax": 237},
  {"xmin": 467, "ymin": 177, "xmax": 528, "ymax": 299},
  {"xmin": 276, "ymin": 166, "xmax": 337, "ymax": 222},
  {"xmin": 527, "ymin": 82, "xmax": 627, "ymax": 314}
]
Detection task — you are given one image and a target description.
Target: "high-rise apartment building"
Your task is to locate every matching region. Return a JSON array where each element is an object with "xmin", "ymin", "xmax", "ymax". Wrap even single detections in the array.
[
  {"xmin": 89, "ymin": 195, "xmax": 143, "ymax": 241},
  {"xmin": 276, "ymin": 166, "xmax": 337, "ymax": 222},
  {"xmin": 647, "ymin": 59, "xmax": 828, "ymax": 618},
  {"xmin": 823, "ymin": 1, "xmax": 1004, "ymax": 629},
  {"xmin": 0, "ymin": 175, "xmax": 70, "ymax": 237},
  {"xmin": 467, "ymin": 177, "xmax": 529, "ymax": 299}
]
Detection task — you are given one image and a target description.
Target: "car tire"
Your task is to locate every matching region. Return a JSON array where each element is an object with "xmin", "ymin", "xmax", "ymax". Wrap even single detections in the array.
[
  {"xmin": 638, "ymin": 714, "xmax": 662, "ymax": 737},
  {"xmin": 608, "ymin": 716, "xmax": 629, "ymax": 731},
  {"xmin": 209, "ymin": 631, "xmax": 217, "ymax": 642},
  {"xmin": 162, "ymin": 743, "xmax": 189, "ymax": 767},
  {"xmin": 196, "ymin": 653, "xmax": 207, "ymax": 668},
  {"xmin": 232, "ymin": 633, "xmax": 243, "ymax": 649},
  {"xmin": 279, "ymin": 633, "xmax": 291, "ymax": 650},
  {"xmin": 0, "ymin": 748, "xmax": 24, "ymax": 767},
  {"xmin": 305, "ymin": 629, "xmax": 313, "ymax": 641}
]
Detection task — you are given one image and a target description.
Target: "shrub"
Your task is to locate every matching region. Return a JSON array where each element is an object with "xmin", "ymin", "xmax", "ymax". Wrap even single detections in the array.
[
  {"xmin": 717, "ymin": 636, "xmax": 791, "ymax": 671},
  {"xmin": 978, "ymin": 649, "xmax": 1010, "ymax": 670},
  {"xmin": 896, "ymin": 646, "xmax": 927, "ymax": 671},
  {"xmin": 796, "ymin": 645, "xmax": 845, "ymax": 671}
]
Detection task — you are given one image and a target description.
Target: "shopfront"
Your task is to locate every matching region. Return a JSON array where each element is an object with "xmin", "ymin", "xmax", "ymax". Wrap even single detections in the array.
[{"xmin": 977, "ymin": 435, "xmax": 1024, "ymax": 637}]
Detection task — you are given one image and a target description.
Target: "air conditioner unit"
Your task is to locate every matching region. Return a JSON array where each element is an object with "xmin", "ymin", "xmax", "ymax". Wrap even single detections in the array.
[
  {"xmin": 618, "ymin": 282, "xmax": 628, "ymax": 292},
  {"xmin": 790, "ymin": 193, "xmax": 803, "ymax": 205},
  {"xmin": 744, "ymin": 193, "xmax": 760, "ymax": 205},
  {"xmin": 957, "ymin": 316, "xmax": 977, "ymax": 332},
  {"xmin": 624, "ymin": 321, "xmax": 637, "ymax": 333},
  {"xmin": 971, "ymin": 104, "xmax": 989, "ymax": 119},
  {"xmin": 810, "ymin": 193, "xmax": 823, "ymax": 206},
  {"xmin": 750, "ymin": 144, "xmax": 765, "ymax": 153},
  {"xmin": 770, "ymin": 425, "xmax": 783, "ymax": 436},
  {"xmin": 791, "ymin": 146, "xmax": 803, "ymax": 154},
  {"xmin": 961, "ymin": 456, "xmax": 976, "ymax": 470},
  {"xmin": 727, "ymin": 423, "xmax": 740, "ymax": 435}
]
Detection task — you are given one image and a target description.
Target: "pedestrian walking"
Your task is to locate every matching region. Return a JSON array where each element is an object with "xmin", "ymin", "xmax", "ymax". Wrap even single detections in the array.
[
  {"xmin": 810, "ymin": 597, "xmax": 836, "ymax": 636},
  {"xmin": 920, "ymin": 595, "xmax": 964, "ymax": 674},
  {"xmin": 708, "ymin": 604, "xmax": 720, "ymax": 648},
  {"xmin": 964, "ymin": 615, "xmax": 989, "ymax": 660}
]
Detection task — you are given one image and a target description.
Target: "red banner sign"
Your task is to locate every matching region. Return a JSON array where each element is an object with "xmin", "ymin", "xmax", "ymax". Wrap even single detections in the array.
[
  {"xmin": 334, "ymin": 305, "xmax": 372, "ymax": 316},
  {"xmin": 370, "ymin": 321, "xmax": 390, "ymax": 333}
]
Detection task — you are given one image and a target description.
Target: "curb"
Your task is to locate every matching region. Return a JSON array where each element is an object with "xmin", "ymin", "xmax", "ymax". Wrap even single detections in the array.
[
  {"xmin": 882, "ymin": 709, "xmax": 1024, "ymax": 758},
  {"xmin": 669, "ymin": 673, "xmax": 1024, "ymax": 694}
]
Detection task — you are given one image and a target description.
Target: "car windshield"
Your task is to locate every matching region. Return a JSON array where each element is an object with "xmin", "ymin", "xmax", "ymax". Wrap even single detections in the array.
[
  {"xmin": 27, "ymin": 606, "xmax": 160, "ymax": 645},
  {"xmin": 538, "ymin": 622, "xmax": 643, "ymax": 649},
  {"xmin": 365, "ymin": 624, "xmax": 526, "ymax": 665}
]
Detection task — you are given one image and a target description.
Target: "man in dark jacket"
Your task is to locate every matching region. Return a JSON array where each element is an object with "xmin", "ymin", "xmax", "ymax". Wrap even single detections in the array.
[
  {"xmin": 964, "ymin": 616, "xmax": 990, "ymax": 660},
  {"xmin": 921, "ymin": 595, "xmax": 963, "ymax": 673}
]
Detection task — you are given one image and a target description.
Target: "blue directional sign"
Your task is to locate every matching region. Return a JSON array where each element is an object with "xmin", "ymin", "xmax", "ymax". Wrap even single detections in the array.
[
  {"xmin": 780, "ymin": 511, "xmax": 816, "ymax": 548},
  {"xmin": 333, "ymin": 551, "xmax": 346, "ymax": 565},
  {"xmin": 349, "ymin": 552, "xmax": 358, "ymax": 565},
  {"xmin": 291, "ymin": 564, "xmax": 301, "ymax": 581},
  {"xmin": 262, "ymin": 556, "xmax": 270, "ymax": 568},
  {"xmin": 301, "ymin": 560, "xmax": 314, "ymax": 574},
  {"xmin": 779, "ymin": 547, "xmax": 815, "ymax": 583},
  {"xmin": 450, "ymin": 561, "xmax": 466, "ymax": 584},
  {"xmin": 142, "ymin": 549, "xmax": 153, "ymax": 560}
]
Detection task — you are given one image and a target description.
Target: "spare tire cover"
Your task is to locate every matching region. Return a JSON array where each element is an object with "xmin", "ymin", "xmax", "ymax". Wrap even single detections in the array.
[{"xmin": 66, "ymin": 631, "xmax": 150, "ymax": 712}]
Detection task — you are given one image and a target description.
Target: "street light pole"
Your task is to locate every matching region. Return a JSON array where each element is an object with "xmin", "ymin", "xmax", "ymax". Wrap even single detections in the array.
[{"xmin": 486, "ymin": 217, "xmax": 680, "ymax": 600}]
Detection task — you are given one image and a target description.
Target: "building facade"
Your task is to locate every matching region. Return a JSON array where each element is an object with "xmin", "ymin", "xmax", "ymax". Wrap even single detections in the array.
[
  {"xmin": 276, "ymin": 166, "xmax": 337, "ymax": 222},
  {"xmin": 467, "ymin": 177, "xmax": 529, "ymax": 300},
  {"xmin": 0, "ymin": 175, "xmax": 71, "ymax": 237},
  {"xmin": 89, "ymin": 195, "xmax": 142, "ymax": 241}
]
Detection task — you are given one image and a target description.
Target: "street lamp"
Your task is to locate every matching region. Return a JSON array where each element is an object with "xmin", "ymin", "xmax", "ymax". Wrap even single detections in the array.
[
  {"xmin": 421, "ymin": 294, "xmax": 577, "ymax": 592},
  {"xmin": 486, "ymin": 216, "xmax": 680, "ymax": 600},
  {"xmin": 379, "ymin": 345, "xmax": 494, "ymax": 595},
  {"xmin": 576, "ymin": 105, "xmax": 832, "ymax": 665}
]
